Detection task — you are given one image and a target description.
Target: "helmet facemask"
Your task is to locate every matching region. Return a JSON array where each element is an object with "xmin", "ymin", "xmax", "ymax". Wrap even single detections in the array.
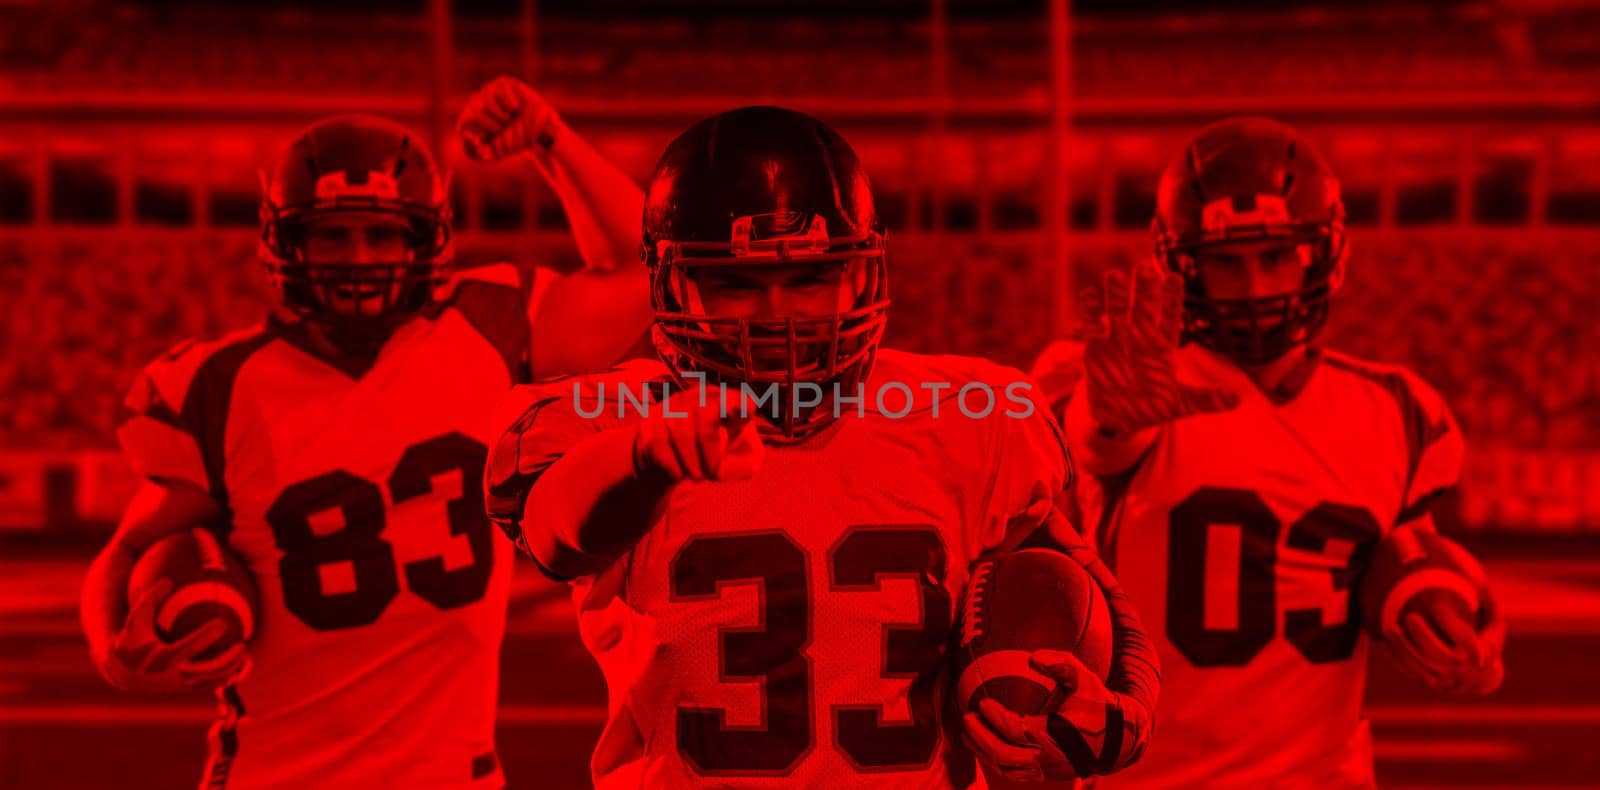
[
  {"xmin": 1156, "ymin": 199, "xmax": 1347, "ymax": 365},
  {"xmin": 260, "ymin": 177, "xmax": 453, "ymax": 358},
  {"xmin": 650, "ymin": 212, "xmax": 890, "ymax": 441}
]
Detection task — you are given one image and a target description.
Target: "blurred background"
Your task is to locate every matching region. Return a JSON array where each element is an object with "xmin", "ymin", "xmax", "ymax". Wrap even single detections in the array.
[{"xmin": 1, "ymin": 0, "xmax": 1595, "ymax": 787}]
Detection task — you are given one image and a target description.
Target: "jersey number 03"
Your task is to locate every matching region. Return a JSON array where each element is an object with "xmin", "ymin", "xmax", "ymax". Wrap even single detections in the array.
[{"xmin": 1167, "ymin": 486, "xmax": 1382, "ymax": 667}]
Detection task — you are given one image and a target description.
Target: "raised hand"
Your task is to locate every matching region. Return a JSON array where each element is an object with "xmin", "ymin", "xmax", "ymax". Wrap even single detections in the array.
[
  {"xmin": 457, "ymin": 75, "xmax": 563, "ymax": 162},
  {"xmin": 1082, "ymin": 259, "xmax": 1238, "ymax": 435}
]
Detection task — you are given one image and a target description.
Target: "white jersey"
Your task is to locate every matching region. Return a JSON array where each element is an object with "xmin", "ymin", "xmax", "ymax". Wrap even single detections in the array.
[
  {"xmin": 487, "ymin": 350, "xmax": 1073, "ymax": 789},
  {"xmin": 117, "ymin": 266, "xmax": 529, "ymax": 789},
  {"xmin": 1072, "ymin": 345, "xmax": 1463, "ymax": 789}
]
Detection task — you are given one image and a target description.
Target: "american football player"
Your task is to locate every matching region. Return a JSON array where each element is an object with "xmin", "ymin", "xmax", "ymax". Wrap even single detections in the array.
[
  {"xmin": 81, "ymin": 90, "xmax": 648, "ymax": 789},
  {"xmin": 1034, "ymin": 116, "xmax": 1505, "ymax": 787},
  {"xmin": 483, "ymin": 106, "xmax": 1159, "ymax": 787}
]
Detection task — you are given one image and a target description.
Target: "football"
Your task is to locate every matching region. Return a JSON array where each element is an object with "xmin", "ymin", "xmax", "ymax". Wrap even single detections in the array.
[
  {"xmin": 128, "ymin": 527, "xmax": 257, "ymax": 662},
  {"xmin": 1359, "ymin": 526, "xmax": 1484, "ymax": 641},
  {"xmin": 955, "ymin": 548, "xmax": 1114, "ymax": 716}
]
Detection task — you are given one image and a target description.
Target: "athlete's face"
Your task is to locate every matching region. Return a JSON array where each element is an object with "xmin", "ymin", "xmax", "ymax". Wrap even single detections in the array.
[
  {"xmin": 1193, "ymin": 239, "xmax": 1310, "ymax": 303},
  {"xmin": 688, "ymin": 259, "xmax": 862, "ymax": 321},
  {"xmin": 302, "ymin": 212, "xmax": 415, "ymax": 317},
  {"xmin": 1190, "ymin": 237, "xmax": 1319, "ymax": 375},
  {"xmin": 303, "ymin": 212, "xmax": 413, "ymax": 265},
  {"xmin": 686, "ymin": 258, "xmax": 868, "ymax": 370}
]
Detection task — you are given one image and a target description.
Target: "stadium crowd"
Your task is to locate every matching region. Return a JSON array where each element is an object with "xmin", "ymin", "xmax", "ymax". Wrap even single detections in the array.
[
  {"xmin": 2, "ymin": 232, "xmax": 1592, "ymax": 452},
  {"xmin": 9, "ymin": 7, "xmax": 1591, "ymax": 101},
  {"xmin": 1331, "ymin": 234, "xmax": 1597, "ymax": 452},
  {"xmin": 1, "ymin": 235, "xmax": 264, "ymax": 449}
]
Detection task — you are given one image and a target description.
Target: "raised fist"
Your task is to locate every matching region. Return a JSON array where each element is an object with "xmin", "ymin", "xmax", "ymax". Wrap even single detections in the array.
[{"xmin": 457, "ymin": 75, "xmax": 562, "ymax": 162}]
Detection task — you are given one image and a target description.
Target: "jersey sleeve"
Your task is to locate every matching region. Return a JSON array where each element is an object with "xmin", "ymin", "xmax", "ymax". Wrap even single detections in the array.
[
  {"xmin": 448, "ymin": 262, "xmax": 532, "ymax": 384},
  {"xmin": 1029, "ymin": 338, "xmax": 1086, "ymax": 421},
  {"xmin": 1395, "ymin": 369, "xmax": 1465, "ymax": 524},
  {"xmin": 974, "ymin": 374, "xmax": 1076, "ymax": 557},
  {"xmin": 483, "ymin": 384, "xmax": 601, "ymax": 563},
  {"xmin": 115, "ymin": 341, "xmax": 219, "ymax": 497},
  {"xmin": 485, "ymin": 360, "xmax": 669, "ymax": 572}
]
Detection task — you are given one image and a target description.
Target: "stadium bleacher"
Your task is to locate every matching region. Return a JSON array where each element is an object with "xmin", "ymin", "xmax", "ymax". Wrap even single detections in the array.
[
  {"xmin": 6, "ymin": 5, "xmax": 1599, "ymax": 99},
  {"xmin": 3, "ymin": 232, "xmax": 1591, "ymax": 453},
  {"xmin": 1, "ymin": 1, "xmax": 1595, "ymax": 532}
]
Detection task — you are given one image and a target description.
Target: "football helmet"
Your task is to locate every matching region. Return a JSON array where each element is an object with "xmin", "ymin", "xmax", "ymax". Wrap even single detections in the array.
[
  {"xmin": 1152, "ymin": 116, "xmax": 1347, "ymax": 364},
  {"xmin": 259, "ymin": 114, "xmax": 453, "ymax": 356},
  {"xmin": 644, "ymin": 106, "xmax": 889, "ymax": 440}
]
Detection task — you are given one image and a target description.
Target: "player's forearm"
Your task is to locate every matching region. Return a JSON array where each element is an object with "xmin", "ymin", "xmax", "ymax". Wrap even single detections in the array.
[
  {"xmin": 1047, "ymin": 511, "xmax": 1161, "ymax": 714},
  {"xmin": 1064, "ymin": 381, "xmax": 1157, "ymax": 478},
  {"xmin": 80, "ymin": 540, "xmax": 138, "ymax": 658},
  {"xmin": 524, "ymin": 425, "xmax": 673, "ymax": 578},
  {"xmin": 525, "ymin": 119, "xmax": 645, "ymax": 274},
  {"xmin": 80, "ymin": 480, "xmax": 219, "ymax": 656}
]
